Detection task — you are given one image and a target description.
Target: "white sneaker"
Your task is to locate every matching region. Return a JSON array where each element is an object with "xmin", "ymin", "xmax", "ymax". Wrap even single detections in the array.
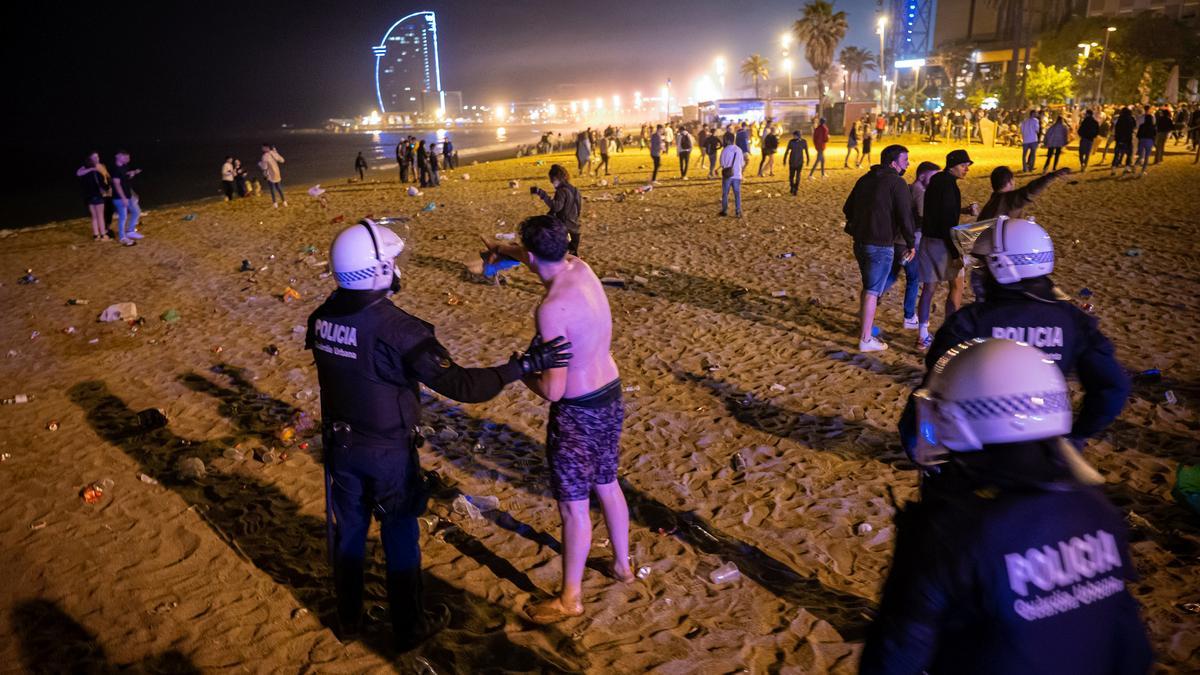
[
  {"xmin": 917, "ymin": 334, "xmax": 933, "ymax": 351},
  {"xmin": 903, "ymin": 315, "xmax": 919, "ymax": 329},
  {"xmin": 282, "ymin": 201, "xmax": 289, "ymax": 207},
  {"xmin": 127, "ymin": 231, "xmax": 144, "ymax": 240},
  {"xmin": 273, "ymin": 202, "xmax": 279, "ymax": 209},
  {"xmin": 119, "ymin": 238, "xmax": 136, "ymax": 247},
  {"xmin": 858, "ymin": 336, "xmax": 889, "ymax": 352}
]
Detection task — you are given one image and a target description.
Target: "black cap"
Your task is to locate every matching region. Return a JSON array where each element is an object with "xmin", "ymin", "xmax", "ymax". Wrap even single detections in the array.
[{"xmin": 945, "ymin": 149, "xmax": 973, "ymax": 168}]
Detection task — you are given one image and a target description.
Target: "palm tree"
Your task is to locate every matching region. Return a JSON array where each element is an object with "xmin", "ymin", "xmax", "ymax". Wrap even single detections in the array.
[
  {"xmin": 793, "ymin": 0, "xmax": 849, "ymax": 107},
  {"xmin": 740, "ymin": 54, "xmax": 770, "ymax": 99},
  {"xmin": 839, "ymin": 46, "xmax": 877, "ymax": 99}
]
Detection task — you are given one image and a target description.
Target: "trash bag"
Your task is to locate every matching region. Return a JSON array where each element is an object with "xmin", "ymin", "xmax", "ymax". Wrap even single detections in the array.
[
  {"xmin": 1173, "ymin": 465, "xmax": 1200, "ymax": 519},
  {"xmin": 98, "ymin": 303, "xmax": 138, "ymax": 322}
]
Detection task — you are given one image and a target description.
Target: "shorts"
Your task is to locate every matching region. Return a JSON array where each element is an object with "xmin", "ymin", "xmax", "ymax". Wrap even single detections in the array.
[
  {"xmin": 917, "ymin": 237, "xmax": 964, "ymax": 283},
  {"xmin": 853, "ymin": 242, "xmax": 894, "ymax": 296},
  {"xmin": 546, "ymin": 379, "xmax": 623, "ymax": 501}
]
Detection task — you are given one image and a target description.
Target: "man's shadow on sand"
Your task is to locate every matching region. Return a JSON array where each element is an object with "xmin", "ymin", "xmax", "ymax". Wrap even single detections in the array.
[
  {"xmin": 420, "ymin": 397, "xmax": 876, "ymax": 640},
  {"xmin": 13, "ymin": 599, "xmax": 201, "ymax": 675},
  {"xmin": 68, "ymin": 366, "xmax": 584, "ymax": 673}
]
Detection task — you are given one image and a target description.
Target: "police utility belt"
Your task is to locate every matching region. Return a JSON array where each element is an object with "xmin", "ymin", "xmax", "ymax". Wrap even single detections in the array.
[{"xmin": 323, "ymin": 420, "xmax": 427, "ymax": 451}]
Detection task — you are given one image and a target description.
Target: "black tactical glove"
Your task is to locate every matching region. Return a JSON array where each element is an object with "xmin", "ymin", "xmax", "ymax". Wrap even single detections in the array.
[{"xmin": 512, "ymin": 334, "xmax": 572, "ymax": 375}]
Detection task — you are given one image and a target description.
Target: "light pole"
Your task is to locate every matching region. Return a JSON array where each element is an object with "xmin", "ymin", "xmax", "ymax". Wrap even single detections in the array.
[
  {"xmin": 784, "ymin": 57, "xmax": 794, "ymax": 97},
  {"xmin": 781, "ymin": 34, "xmax": 793, "ymax": 97},
  {"xmin": 1095, "ymin": 26, "xmax": 1116, "ymax": 104},
  {"xmin": 714, "ymin": 57, "xmax": 726, "ymax": 95},
  {"xmin": 876, "ymin": 16, "xmax": 888, "ymax": 111}
]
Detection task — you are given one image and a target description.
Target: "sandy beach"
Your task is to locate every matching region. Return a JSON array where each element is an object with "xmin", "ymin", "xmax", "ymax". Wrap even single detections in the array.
[{"xmin": 1, "ymin": 139, "xmax": 1197, "ymax": 673}]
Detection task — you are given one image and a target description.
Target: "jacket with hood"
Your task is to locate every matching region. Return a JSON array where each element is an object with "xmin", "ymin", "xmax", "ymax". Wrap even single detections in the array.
[{"xmin": 842, "ymin": 165, "xmax": 915, "ymax": 248}]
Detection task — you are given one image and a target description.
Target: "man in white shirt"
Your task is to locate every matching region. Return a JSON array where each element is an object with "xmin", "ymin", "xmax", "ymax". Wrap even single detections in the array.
[
  {"xmin": 1019, "ymin": 110, "xmax": 1041, "ymax": 173},
  {"xmin": 718, "ymin": 132, "xmax": 744, "ymax": 217}
]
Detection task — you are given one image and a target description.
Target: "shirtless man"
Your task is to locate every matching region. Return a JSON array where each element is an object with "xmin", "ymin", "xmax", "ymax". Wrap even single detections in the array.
[{"xmin": 493, "ymin": 215, "xmax": 633, "ymax": 622}]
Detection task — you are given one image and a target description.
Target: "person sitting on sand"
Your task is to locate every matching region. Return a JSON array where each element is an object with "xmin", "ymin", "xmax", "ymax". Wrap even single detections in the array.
[
  {"xmin": 864, "ymin": 339, "xmax": 1151, "ymax": 674},
  {"xmin": 531, "ymin": 164, "xmax": 582, "ymax": 255},
  {"xmin": 492, "ymin": 215, "xmax": 634, "ymax": 623}
]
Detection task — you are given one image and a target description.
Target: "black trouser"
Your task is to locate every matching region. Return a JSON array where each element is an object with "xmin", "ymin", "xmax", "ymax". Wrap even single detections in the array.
[
  {"xmin": 418, "ymin": 166, "xmax": 430, "ymax": 187},
  {"xmin": 1042, "ymin": 147, "xmax": 1062, "ymax": 171},
  {"xmin": 788, "ymin": 164, "xmax": 803, "ymax": 193},
  {"xmin": 222, "ymin": 180, "xmax": 235, "ymax": 200},
  {"xmin": 651, "ymin": 155, "xmax": 661, "ymax": 181},
  {"xmin": 596, "ymin": 154, "xmax": 609, "ymax": 175},
  {"xmin": 567, "ymin": 230, "xmax": 580, "ymax": 256},
  {"xmin": 356, "ymin": 168, "xmax": 364, "ymax": 181},
  {"xmin": 399, "ymin": 163, "xmax": 408, "ymax": 182},
  {"xmin": 678, "ymin": 151, "xmax": 690, "ymax": 177}
]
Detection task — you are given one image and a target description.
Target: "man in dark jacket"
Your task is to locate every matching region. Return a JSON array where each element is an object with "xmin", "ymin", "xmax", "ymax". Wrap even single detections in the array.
[
  {"xmin": 899, "ymin": 217, "xmax": 1130, "ymax": 456},
  {"xmin": 1111, "ymin": 107, "xmax": 1136, "ymax": 175},
  {"xmin": 309, "ymin": 219, "xmax": 572, "ymax": 650},
  {"xmin": 842, "ymin": 144, "xmax": 916, "ymax": 352},
  {"xmin": 531, "ymin": 164, "xmax": 583, "ymax": 255},
  {"xmin": 915, "ymin": 149, "xmax": 979, "ymax": 350},
  {"xmin": 782, "ymin": 131, "xmax": 810, "ymax": 194},
  {"xmin": 1077, "ymin": 109, "xmax": 1100, "ymax": 172},
  {"xmin": 865, "ymin": 338, "xmax": 1152, "ymax": 675},
  {"xmin": 758, "ymin": 127, "xmax": 779, "ymax": 177},
  {"xmin": 977, "ymin": 165, "xmax": 1069, "ymax": 221},
  {"xmin": 1154, "ymin": 108, "xmax": 1174, "ymax": 164}
]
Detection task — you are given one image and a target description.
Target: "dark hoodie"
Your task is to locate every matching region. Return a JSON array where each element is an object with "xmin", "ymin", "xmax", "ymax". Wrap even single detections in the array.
[
  {"xmin": 977, "ymin": 169, "xmax": 1068, "ymax": 221},
  {"xmin": 842, "ymin": 164, "xmax": 916, "ymax": 248}
]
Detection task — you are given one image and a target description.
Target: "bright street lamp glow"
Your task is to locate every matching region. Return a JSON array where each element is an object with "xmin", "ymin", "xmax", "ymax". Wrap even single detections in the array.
[
  {"xmin": 595, "ymin": 96, "xmax": 604, "ymax": 110},
  {"xmin": 877, "ymin": 16, "xmax": 887, "ymax": 29},
  {"xmin": 783, "ymin": 57, "xmax": 793, "ymax": 72},
  {"xmin": 781, "ymin": 33, "xmax": 792, "ymax": 49},
  {"xmin": 714, "ymin": 56, "xmax": 726, "ymax": 75},
  {"xmin": 612, "ymin": 94, "xmax": 620, "ymax": 109},
  {"xmin": 1106, "ymin": 26, "xmax": 1116, "ymax": 32}
]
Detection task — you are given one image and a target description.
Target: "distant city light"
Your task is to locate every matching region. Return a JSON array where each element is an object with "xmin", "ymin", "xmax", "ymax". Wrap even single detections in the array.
[
  {"xmin": 612, "ymin": 94, "xmax": 620, "ymax": 110},
  {"xmin": 895, "ymin": 57, "xmax": 925, "ymax": 69},
  {"xmin": 595, "ymin": 96, "xmax": 604, "ymax": 110},
  {"xmin": 634, "ymin": 91, "xmax": 642, "ymax": 108}
]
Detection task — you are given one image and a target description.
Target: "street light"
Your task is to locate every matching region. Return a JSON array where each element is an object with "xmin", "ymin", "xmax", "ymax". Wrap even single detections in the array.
[
  {"xmin": 783, "ymin": 57, "xmax": 794, "ymax": 97},
  {"xmin": 876, "ymin": 16, "xmax": 888, "ymax": 109},
  {"xmin": 1095, "ymin": 26, "xmax": 1116, "ymax": 103},
  {"xmin": 715, "ymin": 56, "xmax": 726, "ymax": 92}
]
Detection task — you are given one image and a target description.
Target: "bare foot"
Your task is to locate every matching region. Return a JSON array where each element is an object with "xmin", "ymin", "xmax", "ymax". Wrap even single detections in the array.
[
  {"xmin": 610, "ymin": 563, "xmax": 635, "ymax": 583},
  {"xmin": 526, "ymin": 597, "xmax": 584, "ymax": 624}
]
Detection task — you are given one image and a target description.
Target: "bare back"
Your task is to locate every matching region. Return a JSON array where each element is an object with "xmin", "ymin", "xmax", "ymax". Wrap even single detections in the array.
[{"xmin": 537, "ymin": 257, "xmax": 619, "ymax": 398}]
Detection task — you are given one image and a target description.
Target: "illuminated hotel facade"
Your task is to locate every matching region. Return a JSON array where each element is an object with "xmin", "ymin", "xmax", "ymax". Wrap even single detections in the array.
[{"xmin": 373, "ymin": 11, "xmax": 445, "ymax": 116}]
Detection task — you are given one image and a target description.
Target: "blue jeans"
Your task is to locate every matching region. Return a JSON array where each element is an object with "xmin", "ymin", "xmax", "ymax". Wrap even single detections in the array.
[
  {"xmin": 113, "ymin": 198, "xmax": 141, "ymax": 240},
  {"xmin": 1079, "ymin": 138, "xmax": 1094, "ymax": 166},
  {"xmin": 887, "ymin": 246, "xmax": 921, "ymax": 317},
  {"xmin": 267, "ymin": 181, "xmax": 285, "ymax": 204},
  {"xmin": 721, "ymin": 177, "xmax": 742, "ymax": 214},
  {"xmin": 853, "ymin": 242, "xmax": 894, "ymax": 296},
  {"xmin": 1021, "ymin": 142, "xmax": 1038, "ymax": 171}
]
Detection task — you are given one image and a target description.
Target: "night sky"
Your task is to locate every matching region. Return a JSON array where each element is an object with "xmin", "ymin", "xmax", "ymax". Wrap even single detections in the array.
[{"xmin": 5, "ymin": 1, "xmax": 881, "ymax": 139}]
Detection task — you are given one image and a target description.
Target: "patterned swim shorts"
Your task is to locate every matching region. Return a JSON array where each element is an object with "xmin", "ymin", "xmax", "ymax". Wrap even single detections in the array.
[{"xmin": 546, "ymin": 379, "xmax": 624, "ymax": 501}]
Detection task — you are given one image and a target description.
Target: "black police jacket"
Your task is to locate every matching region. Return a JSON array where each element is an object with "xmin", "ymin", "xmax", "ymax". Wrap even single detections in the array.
[
  {"xmin": 926, "ymin": 276, "xmax": 1130, "ymax": 441},
  {"xmin": 306, "ymin": 289, "xmax": 522, "ymax": 445},
  {"xmin": 860, "ymin": 445, "xmax": 1153, "ymax": 675}
]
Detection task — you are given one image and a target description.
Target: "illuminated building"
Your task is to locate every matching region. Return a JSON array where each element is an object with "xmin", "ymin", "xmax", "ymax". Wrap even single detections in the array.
[{"xmin": 373, "ymin": 11, "xmax": 444, "ymax": 116}]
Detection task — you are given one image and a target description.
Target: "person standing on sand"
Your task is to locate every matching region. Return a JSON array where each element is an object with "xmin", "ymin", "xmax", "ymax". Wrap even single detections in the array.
[
  {"xmin": 864, "ymin": 339, "xmax": 1151, "ymax": 675},
  {"xmin": 428, "ymin": 144, "xmax": 440, "ymax": 186},
  {"xmin": 1135, "ymin": 112, "xmax": 1157, "ymax": 176},
  {"xmin": 1111, "ymin": 107, "xmax": 1136, "ymax": 175},
  {"xmin": 354, "ymin": 152, "xmax": 368, "ymax": 181},
  {"xmin": 531, "ymin": 164, "xmax": 582, "ymax": 255},
  {"xmin": 110, "ymin": 150, "xmax": 143, "ymax": 246},
  {"xmin": 894, "ymin": 161, "xmax": 940, "ymax": 330},
  {"xmin": 1041, "ymin": 116, "xmax": 1068, "ymax": 172},
  {"xmin": 576, "ymin": 130, "xmax": 591, "ymax": 176},
  {"xmin": 442, "ymin": 138, "xmax": 454, "ymax": 170},
  {"xmin": 396, "ymin": 140, "xmax": 407, "ymax": 183},
  {"xmin": 859, "ymin": 123, "xmax": 873, "ymax": 169},
  {"xmin": 977, "ymin": 166, "xmax": 1070, "ymax": 222},
  {"xmin": 842, "ymin": 143, "xmax": 916, "ymax": 352},
  {"xmin": 221, "ymin": 156, "xmax": 236, "ymax": 201},
  {"xmin": 809, "ymin": 118, "xmax": 829, "ymax": 178},
  {"xmin": 595, "ymin": 133, "xmax": 611, "ymax": 177},
  {"xmin": 649, "ymin": 125, "xmax": 663, "ymax": 183},
  {"xmin": 1020, "ymin": 110, "xmax": 1041, "ymax": 172},
  {"xmin": 758, "ymin": 126, "xmax": 778, "ymax": 177},
  {"xmin": 782, "ymin": 131, "xmax": 810, "ymax": 195},
  {"xmin": 1077, "ymin": 110, "xmax": 1099, "ymax": 172},
  {"xmin": 416, "ymin": 140, "xmax": 430, "ymax": 187},
  {"xmin": 309, "ymin": 218, "xmax": 572, "ymax": 650},
  {"xmin": 1154, "ymin": 108, "xmax": 1174, "ymax": 165},
  {"xmin": 77, "ymin": 151, "xmax": 110, "ymax": 241},
  {"xmin": 844, "ymin": 120, "xmax": 860, "ymax": 168},
  {"xmin": 735, "ymin": 123, "xmax": 751, "ymax": 169},
  {"xmin": 696, "ymin": 125, "xmax": 710, "ymax": 172},
  {"xmin": 259, "ymin": 143, "xmax": 287, "ymax": 208},
  {"xmin": 703, "ymin": 128, "xmax": 721, "ymax": 179},
  {"xmin": 677, "ymin": 126, "xmax": 693, "ymax": 179},
  {"xmin": 492, "ymin": 215, "xmax": 634, "ymax": 624},
  {"xmin": 718, "ymin": 132, "xmax": 745, "ymax": 218},
  {"xmin": 915, "ymin": 149, "xmax": 979, "ymax": 351}
]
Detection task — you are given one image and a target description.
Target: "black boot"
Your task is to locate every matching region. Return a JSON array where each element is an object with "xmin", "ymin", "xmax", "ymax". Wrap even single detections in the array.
[
  {"xmin": 388, "ymin": 569, "xmax": 450, "ymax": 652},
  {"xmin": 334, "ymin": 561, "xmax": 365, "ymax": 640}
]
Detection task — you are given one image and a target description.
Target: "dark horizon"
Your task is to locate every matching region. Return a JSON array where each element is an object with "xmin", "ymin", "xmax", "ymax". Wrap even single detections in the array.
[{"xmin": 4, "ymin": 0, "xmax": 881, "ymax": 141}]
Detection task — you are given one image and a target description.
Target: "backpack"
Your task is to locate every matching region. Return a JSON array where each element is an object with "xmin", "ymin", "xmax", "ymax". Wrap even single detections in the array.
[{"xmin": 680, "ymin": 133, "xmax": 692, "ymax": 151}]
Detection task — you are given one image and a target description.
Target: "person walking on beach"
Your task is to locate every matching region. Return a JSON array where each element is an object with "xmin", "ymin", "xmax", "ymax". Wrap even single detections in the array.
[
  {"xmin": 703, "ymin": 128, "xmax": 721, "ymax": 179},
  {"xmin": 354, "ymin": 152, "xmax": 368, "ymax": 182},
  {"xmin": 395, "ymin": 141, "xmax": 408, "ymax": 183},
  {"xmin": 491, "ymin": 215, "xmax": 633, "ymax": 624},
  {"xmin": 110, "ymin": 150, "xmax": 143, "ymax": 246},
  {"xmin": 1041, "ymin": 116, "xmax": 1068, "ymax": 172},
  {"xmin": 735, "ymin": 123, "xmax": 751, "ymax": 169},
  {"xmin": 442, "ymin": 138, "xmax": 455, "ymax": 170},
  {"xmin": 718, "ymin": 132, "xmax": 745, "ymax": 218},
  {"xmin": 259, "ymin": 143, "xmax": 287, "ymax": 207},
  {"xmin": 842, "ymin": 143, "xmax": 916, "ymax": 352},
  {"xmin": 221, "ymin": 156, "xmax": 236, "ymax": 201},
  {"xmin": 1111, "ymin": 107, "xmax": 1136, "ymax": 175},
  {"xmin": 1135, "ymin": 112, "xmax": 1156, "ymax": 176},
  {"xmin": 696, "ymin": 125, "xmax": 710, "ymax": 172},
  {"xmin": 595, "ymin": 133, "xmax": 611, "ymax": 177},
  {"xmin": 915, "ymin": 149, "xmax": 979, "ymax": 350},
  {"xmin": 809, "ymin": 118, "xmax": 829, "ymax": 178},
  {"xmin": 1020, "ymin": 110, "xmax": 1041, "ymax": 173},
  {"xmin": 895, "ymin": 161, "xmax": 939, "ymax": 330},
  {"xmin": 844, "ymin": 120, "xmax": 860, "ymax": 169},
  {"xmin": 77, "ymin": 151, "xmax": 110, "ymax": 241},
  {"xmin": 416, "ymin": 141, "xmax": 430, "ymax": 187},
  {"xmin": 576, "ymin": 130, "xmax": 592, "ymax": 176},
  {"xmin": 677, "ymin": 126, "xmax": 693, "ymax": 179},
  {"xmin": 978, "ymin": 166, "xmax": 1070, "ymax": 222},
  {"xmin": 309, "ymin": 218, "xmax": 572, "ymax": 650},
  {"xmin": 783, "ymin": 131, "xmax": 810, "ymax": 195},
  {"xmin": 428, "ymin": 144, "xmax": 441, "ymax": 187},
  {"xmin": 864, "ymin": 339, "xmax": 1151, "ymax": 675},
  {"xmin": 859, "ymin": 124, "xmax": 873, "ymax": 168},
  {"xmin": 1154, "ymin": 108, "xmax": 1174, "ymax": 164},
  {"xmin": 647, "ymin": 125, "xmax": 663, "ymax": 183},
  {"xmin": 1077, "ymin": 110, "xmax": 1100, "ymax": 172},
  {"xmin": 531, "ymin": 164, "xmax": 582, "ymax": 255},
  {"xmin": 758, "ymin": 126, "xmax": 778, "ymax": 177}
]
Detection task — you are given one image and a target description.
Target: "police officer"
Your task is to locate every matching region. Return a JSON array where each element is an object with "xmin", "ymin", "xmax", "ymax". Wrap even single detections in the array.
[
  {"xmin": 306, "ymin": 218, "xmax": 572, "ymax": 650},
  {"xmin": 862, "ymin": 338, "xmax": 1152, "ymax": 674},
  {"xmin": 901, "ymin": 217, "xmax": 1130, "ymax": 456}
]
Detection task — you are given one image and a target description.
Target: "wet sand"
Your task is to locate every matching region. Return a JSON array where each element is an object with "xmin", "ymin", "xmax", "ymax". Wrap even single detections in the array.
[{"xmin": 1, "ymin": 139, "xmax": 1198, "ymax": 673}]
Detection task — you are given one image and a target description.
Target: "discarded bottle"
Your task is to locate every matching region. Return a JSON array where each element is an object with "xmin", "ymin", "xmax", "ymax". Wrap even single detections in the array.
[
  {"xmin": 778, "ymin": 252, "xmax": 795, "ymax": 259},
  {"xmin": 18, "ymin": 270, "xmax": 38, "ymax": 285},
  {"xmin": 467, "ymin": 494, "xmax": 500, "ymax": 511},
  {"xmin": 709, "ymin": 561, "xmax": 741, "ymax": 585},
  {"xmin": 623, "ymin": 385, "xmax": 640, "ymax": 393},
  {"xmin": 636, "ymin": 565, "xmax": 652, "ymax": 579},
  {"xmin": 1165, "ymin": 390, "xmax": 1178, "ymax": 405},
  {"xmin": 2, "ymin": 394, "xmax": 34, "ymax": 405},
  {"xmin": 66, "ymin": 298, "xmax": 90, "ymax": 305},
  {"xmin": 730, "ymin": 452, "xmax": 747, "ymax": 472},
  {"xmin": 80, "ymin": 484, "xmax": 105, "ymax": 504},
  {"xmin": 135, "ymin": 408, "xmax": 169, "ymax": 431}
]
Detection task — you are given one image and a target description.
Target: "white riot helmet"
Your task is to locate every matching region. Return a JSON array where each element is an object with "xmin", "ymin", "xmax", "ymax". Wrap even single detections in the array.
[
  {"xmin": 912, "ymin": 338, "xmax": 1072, "ymax": 467},
  {"xmin": 971, "ymin": 216, "xmax": 1054, "ymax": 285},
  {"xmin": 330, "ymin": 218, "xmax": 408, "ymax": 291}
]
